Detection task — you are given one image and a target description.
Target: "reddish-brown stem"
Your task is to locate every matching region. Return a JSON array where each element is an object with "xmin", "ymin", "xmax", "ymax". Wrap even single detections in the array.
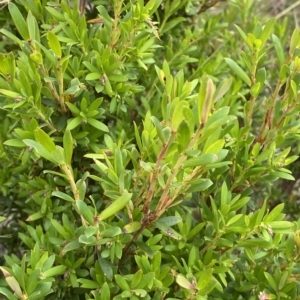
[
  {"xmin": 255, "ymin": 80, "xmax": 282, "ymax": 144},
  {"xmin": 142, "ymin": 132, "xmax": 176, "ymax": 213}
]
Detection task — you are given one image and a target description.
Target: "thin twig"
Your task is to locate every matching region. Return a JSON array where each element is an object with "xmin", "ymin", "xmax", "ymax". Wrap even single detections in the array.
[{"xmin": 275, "ymin": 0, "xmax": 300, "ymax": 20}]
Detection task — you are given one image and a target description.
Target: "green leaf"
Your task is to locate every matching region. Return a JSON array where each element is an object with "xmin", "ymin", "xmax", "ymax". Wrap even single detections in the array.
[
  {"xmin": 131, "ymin": 270, "xmax": 143, "ymax": 289},
  {"xmin": 176, "ymin": 274, "xmax": 194, "ymax": 290},
  {"xmin": 177, "ymin": 121, "xmax": 191, "ymax": 150},
  {"xmin": 77, "ymin": 279, "xmax": 101, "ymax": 289},
  {"xmin": 272, "ymin": 34, "xmax": 285, "ymax": 65},
  {"xmin": 260, "ymin": 18, "xmax": 275, "ymax": 45},
  {"xmin": 123, "ymin": 222, "xmax": 141, "ymax": 234},
  {"xmin": 0, "ymin": 287, "xmax": 18, "ymax": 300},
  {"xmin": 64, "ymin": 85, "xmax": 80, "ymax": 96},
  {"xmin": 100, "ymin": 282, "xmax": 110, "ymax": 300},
  {"xmin": 286, "ymin": 234, "xmax": 295, "ymax": 261},
  {"xmin": 145, "ymin": 0, "xmax": 163, "ymax": 15},
  {"xmin": 227, "ymin": 214, "xmax": 243, "ymax": 226},
  {"xmin": 235, "ymin": 283, "xmax": 254, "ymax": 292},
  {"xmin": 3, "ymin": 139, "xmax": 25, "ymax": 148},
  {"xmin": 279, "ymin": 64, "xmax": 290, "ymax": 81},
  {"xmin": 224, "ymin": 58, "xmax": 251, "ymax": 86},
  {"xmin": 161, "ymin": 17, "xmax": 186, "ymax": 34},
  {"xmin": 30, "ymin": 52, "xmax": 43, "ymax": 64},
  {"xmin": 84, "ymin": 226, "xmax": 97, "ymax": 238},
  {"xmin": 34, "ymin": 128, "xmax": 56, "ymax": 152},
  {"xmin": 87, "ymin": 118, "xmax": 109, "ymax": 132},
  {"xmin": 203, "ymin": 139, "xmax": 225, "ymax": 154},
  {"xmin": 63, "ymin": 130, "xmax": 73, "ymax": 166},
  {"xmin": 171, "ymin": 101, "xmax": 189, "ymax": 130},
  {"xmin": 115, "ymin": 275, "xmax": 130, "ymax": 290},
  {"xmin": 52, "ymin": 191, "xmax": 74, "ymax": 202},
  {"xmin": 27, "ymin": 11, "xmax": 39, "ymax": 43},
  {"xmin": 62, "ymin": 240, "xmax": 81, "ymax": 255},
  {"xmin": 47, "ymin": 31, "xmax": 62, "ymax": 57},
  {"xmin": 197, "ymin": 269, "xmax": 213, "ymax": 290},
  {"xmin": 67, "ymin": 116, "xmax": 83, "ymax": 131},
  {"xmin": 99, "ymin": 191, "xmax": 132, "ymax": 221},
  {"xmin": 264, "ymin": 203, "xmax": 284, "ymax": 222},
  {"xmin": 78, "ymin": 235, "xmax": 97, "ymax": 245},
  {"xmin": 154, "ymin": 221, "xmax": 182, "ymax": 240},
  {"xmin": 158, "ymin": 216, "xmax": 182, "ymax": 227},
  {"xmin": 268, "ymin": 221, "xmax": 294, "ymax": 230},
  {"xmin": 23, "ymin": 139, "xmax": 56, "ymax": 164},
  {"xmin": 98, "ymin": 256, "xmax": 113, "ymax": 281},
  {"xmin": 26, "ymin": 211, "xmax": 44, "ymax": 221},
  {"xmin": 264, "ymin": 272, "xmax": 277, "ymax": 291},
  {"xmin": 50, "ymin": 219, "xmax": 70, "ymax": 240},
  {"xmin": 185, "ymin": 179, "xmax": 213, "ymax": 193},
  {"xmin": 101, "ymin": 227, "xmax": 122, "ymax": 238},
  {"xmin": 234, "ymin": 25, "xmax": 249, "ymax": 46},
  {"xmin": 0, "ymin": 89, "xmax": 22, "ymax": 98},
  {"xmin": 140, "ymin": 161, "xmax": 153, "ymax": 172},
  {"xmin": 151, "ymin": 116, "xmax": 165, "ymax": 143},
  {"xmin": 42, "ymin": 265, "xmax": 66, "ymax": 278},
  {"xmin": 0, "ymin": 29, "xmax": 23, "ymax": 47},
  {"xmin": 76, "ymin": 201, "xmax": 95, "ymax": 225},
  {"xmin": 134, "ymin": 122, "xmax": 143, "ymax": 152},
  {"xmin": 214, "ymin": 77, "xmax": 233, "ymax": 102},
  {"xmin": 272, "ymin": 171, "xmax": 294, "ymax": 181},
  {"xmin": 108, "ymin": 74, "xmax": 128, "ymax": 82},
  {"xmin": 104, "ymin": 76, "xmax": 113, "ymax": 97},
  {"xmin": 220, "ymin": 181, "xmax": 228, "ymax": 208},
  {"xmin": 76, "ymin": 177, "xmax": 87, "ymax": 200},
  {"xmin": 132, "ymin": 289, "xmax": 147, "ymax": 297},
  {"xmin": 255, "ymin": 200, "xmax": 267, "ymax": 226},
  {"xmin": 66, "ymin": 102, "xmax": 80, "ymax": 115},
  {"xmin": 278, "ymin": 271, "xmax": 289, "ymax": 291},
  {"xmin": 256, "ymin": 68, "xmax": 266, "ymax": 85},
  {"xmin": 198, "ymin": 77, "xmax": 215, "ymax": 124},
  {"xmin": 187, "ymin": 222, "xmax": 205, "ymax": 240},
  {"xmin": 0, "ymin": 53, "xmax": 10, "ymax": 75},
  {"xmin": 184, "ymin": 154, "xmax": 218, "ymax": 168},
  {"xmin": 8, "ymin": 3, "xmax": 29, "ymax": 40},
  {"xmin": 50, "ymin": 147, "xmax": 66, "ymax": 165},
  {"xmin": 204, "ymin": 109, "xmax": 235, "ymax": 130},
  {"xmin": 86, "ymin": 73, "xmax": 101, "ymax": 80},
  {"xmin": 45, "ymin": 6, "xmax": 65, "ymax": 21},
  {"xmin": 238, "ymin": 238, "xmax": 271, "ymax": 248}
]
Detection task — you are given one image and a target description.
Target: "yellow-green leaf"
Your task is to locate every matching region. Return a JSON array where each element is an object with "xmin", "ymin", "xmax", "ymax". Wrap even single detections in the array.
[
  {"xmin": 63, "ymin": 129, "xmax": 73, "ymax": 165},
  {"xmin": 99, "ymin": 192, "xmax": 132, "ymax": 221},
  {"xmin": 176, "ymin": 274, "xmax": 195, "ymax": 290},
  {"xmin": 47, "ymin": 31, "xmax": 62, "ymax": 57},
  {"xmin": 203, "ymin": 139, "xmax": 225, "ymax": 154},
  {"xmin": 34, "ymin": 128, "xmax": 56, "ymax": 152},
  {"xmin": 171, "ymin": 101, "xmax": 189, "ymax": 130}
]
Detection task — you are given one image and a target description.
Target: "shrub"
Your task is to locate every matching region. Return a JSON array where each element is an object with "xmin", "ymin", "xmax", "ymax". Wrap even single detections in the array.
[{"xmin": 1, "ymin": 0, "xmax": 300, "ymax": 299}]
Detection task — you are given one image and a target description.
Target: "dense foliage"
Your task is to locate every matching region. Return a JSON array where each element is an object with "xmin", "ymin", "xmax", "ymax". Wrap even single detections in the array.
[{"xmin": 1, "ymin": 0, "xmax": 300, "ymax": 299}]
